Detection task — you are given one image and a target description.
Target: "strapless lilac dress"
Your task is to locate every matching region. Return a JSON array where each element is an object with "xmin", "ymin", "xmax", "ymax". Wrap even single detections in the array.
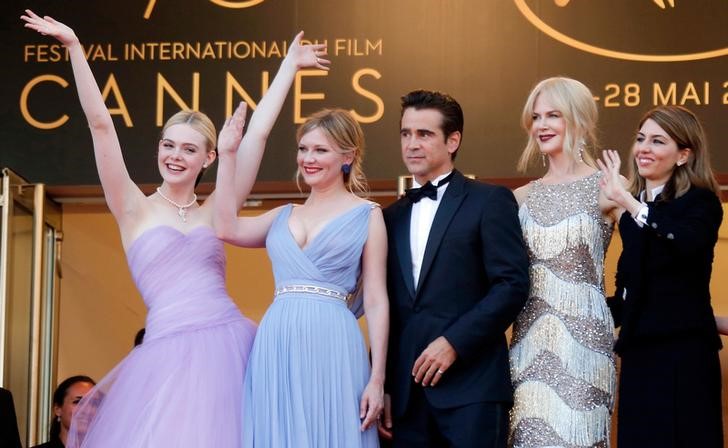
[
  {"xmin": 67, "ymin": 226, "xmax": 256, "ymax": 448},
  {"xmin": 243, "ymin": 203, "xmax": 379, "ymax": 447}
]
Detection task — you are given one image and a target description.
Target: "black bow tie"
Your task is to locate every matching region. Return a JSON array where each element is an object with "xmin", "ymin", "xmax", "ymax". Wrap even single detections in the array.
[{"xmin": 405, "ymin": 172, "xmax": 453, "ymax": 203}]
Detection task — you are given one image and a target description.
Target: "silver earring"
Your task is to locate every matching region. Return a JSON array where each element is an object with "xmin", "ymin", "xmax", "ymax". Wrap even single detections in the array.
[
  {"xmin": 202, "ymin": 164, "xmax": 208, "ymax": 168},
  {"xmin": 578, "ymin": 140, "xmax": 585, "ymax": 163}
]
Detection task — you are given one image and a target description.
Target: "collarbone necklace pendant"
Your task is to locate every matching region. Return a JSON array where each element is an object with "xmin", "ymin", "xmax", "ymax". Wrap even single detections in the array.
[{"xmin": 156, "ymin": 187, "xmax": 197, "ymax": 223}]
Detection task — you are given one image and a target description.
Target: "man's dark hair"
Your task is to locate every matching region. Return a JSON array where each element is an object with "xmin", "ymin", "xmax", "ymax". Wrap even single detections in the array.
[{"xmin": 400, "ymin": 90, "xmax": 464, "ymax": 159}]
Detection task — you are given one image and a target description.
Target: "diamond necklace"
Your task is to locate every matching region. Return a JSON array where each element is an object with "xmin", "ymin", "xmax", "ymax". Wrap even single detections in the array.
[{"xmin": 156, "ymin": 187, "xmax": 197, "ymax": 222}]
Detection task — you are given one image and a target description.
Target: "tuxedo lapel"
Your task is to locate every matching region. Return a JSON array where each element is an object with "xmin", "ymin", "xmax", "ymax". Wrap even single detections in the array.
[
  {"xmin": 415, "ymin": 171, "xmax": 467, "ymax": 298},
  {"xmin": 393, "ymin": 201, "xmax": 416, "ymax": 299}
]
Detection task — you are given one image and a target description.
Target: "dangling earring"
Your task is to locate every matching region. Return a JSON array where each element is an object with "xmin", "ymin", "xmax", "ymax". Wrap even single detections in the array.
[
  {"xmin": 341, "ymin": 163, "xmax": 352, "ymax": 174},
  {"xmin": 202, "ymin": 164, "xmax": 208, "ymax": 169},
  {"xmin": 578, "ymin": 140, "xmax": 585, "ymax": 163},
  {"xmin": 541, "ymin": 154, "xmax": 546, "ymax": 167},
  {"xmin": 676, "ymin": 160, "xmax": 684, "ymax": 167},
  {"xmin": 56, "ymin": 415, "xmax": 61, "ymax": 422}
]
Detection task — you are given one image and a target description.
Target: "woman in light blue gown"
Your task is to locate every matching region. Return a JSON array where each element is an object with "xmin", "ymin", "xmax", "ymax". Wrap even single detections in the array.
[{"xmin": 215, "ymin": 109, "xmax": 389, "ymax": 448}]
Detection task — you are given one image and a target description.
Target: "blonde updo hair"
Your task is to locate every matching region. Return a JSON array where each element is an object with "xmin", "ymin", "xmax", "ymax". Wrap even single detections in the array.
[
  {"xmin": 161, "ymin": 110, "xmax": 217, "ymax": 152},
  {"xmin": 296, "ymin": 108, "xmax": 368, "ymax": 195},
  {"xmin": 518, "ymin": 77, "xmax": 599, "ymax": 172}
]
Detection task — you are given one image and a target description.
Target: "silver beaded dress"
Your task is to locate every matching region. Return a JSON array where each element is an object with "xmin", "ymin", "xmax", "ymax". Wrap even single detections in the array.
[{"xmin": 509, "ymin": 172, "xmax": 615, "ymax": 448}]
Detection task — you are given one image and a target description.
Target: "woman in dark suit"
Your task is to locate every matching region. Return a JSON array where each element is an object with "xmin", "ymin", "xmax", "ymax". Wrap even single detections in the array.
[{"xmin": 598, "ymin": 105, "xmax": 723, "ymax": 448}]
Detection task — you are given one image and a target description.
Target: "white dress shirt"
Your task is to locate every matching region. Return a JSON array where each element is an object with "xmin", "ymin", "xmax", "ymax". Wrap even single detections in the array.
[
  {"xmin": 632, "ymin": 184, "xmax": 665, "ymax": 227},
  {"xmin": 410, "ymin": 171, "xmax": 452, "ymax": 288}
]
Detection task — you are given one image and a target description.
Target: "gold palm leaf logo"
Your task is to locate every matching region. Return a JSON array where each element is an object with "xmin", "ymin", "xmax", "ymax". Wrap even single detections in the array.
[
  {"xmin": 514, "ymin": 0, "xmax": 727, "ymax": 61},
  {"xmin": 554, "ymin": 0, "xmax": 674, "ymax": 7},
  {"xmin": 144, "ymin": 0, "xmax": 265, "ymax": 19}
]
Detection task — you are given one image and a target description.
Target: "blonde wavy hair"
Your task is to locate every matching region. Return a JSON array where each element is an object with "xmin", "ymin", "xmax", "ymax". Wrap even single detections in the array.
[
  {"xmin": 296, "ymin": 109, "xmax": 368, "ymax": 195},
  {"xmin": 518, "ymin": 77, "xmax": 598, "ymax": 172}
]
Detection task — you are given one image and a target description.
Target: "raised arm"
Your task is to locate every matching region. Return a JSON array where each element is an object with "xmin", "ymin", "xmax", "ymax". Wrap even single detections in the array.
[
  {"xmin": 230, "ymin": 31, "xmax": 330, "ymax": 208},
  {"xmin": 213, "ymin": 102, "xmax": 281, "ymax": 248},
  {"xmin": 21, "ymin": 10, "xmax": 139, "ymax": 221},
  {"xmin": 214, "ymin": 102, "xmax": 248, "ymax": 239}
]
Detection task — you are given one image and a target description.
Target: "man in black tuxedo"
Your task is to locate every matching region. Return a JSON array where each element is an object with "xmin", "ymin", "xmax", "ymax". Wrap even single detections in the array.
[
  {"xmin": 379, "ymin": 90, "xmax": 529, "ymax": 447},
  {"xmin": 0, "ymin": 387, "xmax": 22, "ymax": 448}
]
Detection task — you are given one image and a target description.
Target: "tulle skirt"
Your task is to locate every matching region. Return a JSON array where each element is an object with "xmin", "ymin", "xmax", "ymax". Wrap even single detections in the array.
[{"xmin": 67, "ymin": 316, "xmax": 256, "ymax": 448}]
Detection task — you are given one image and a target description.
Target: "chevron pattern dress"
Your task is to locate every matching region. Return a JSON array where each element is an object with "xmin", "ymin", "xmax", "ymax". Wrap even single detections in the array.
[{"xmin": 509, "ymin": 172, "xmax": 615, "ymax": 448}]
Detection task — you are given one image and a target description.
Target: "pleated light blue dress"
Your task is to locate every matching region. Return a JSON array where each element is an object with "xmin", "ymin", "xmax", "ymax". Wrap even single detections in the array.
[{"xmin": 243, "ymin": 203, "xmax": 379, "ymax": 448}]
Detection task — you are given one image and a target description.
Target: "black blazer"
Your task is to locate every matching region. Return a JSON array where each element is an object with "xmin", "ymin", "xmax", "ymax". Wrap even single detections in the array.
[
  {"xmin": 0, "ymin": 388, "xmax": 21, "ymax": 448},
  {"xmin": 383, "ymin": 170, "xmax": 530, "ymax": 417},
  {"xmin": 608, "ymin": 186, "xmax": 723, "ymax": 353}
]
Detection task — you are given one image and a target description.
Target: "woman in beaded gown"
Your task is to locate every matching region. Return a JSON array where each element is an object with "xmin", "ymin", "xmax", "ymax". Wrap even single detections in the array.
[
  {"xmin": 509, "ymin": 78, "xmax": 619, "ymax": 448},
  {"xmin": 215, "ymin": 109, "xmax": 389, "ymax": 447},
  {"xmin": 22, "ymin": 11, "xmax": 328, "ymax": 447}
]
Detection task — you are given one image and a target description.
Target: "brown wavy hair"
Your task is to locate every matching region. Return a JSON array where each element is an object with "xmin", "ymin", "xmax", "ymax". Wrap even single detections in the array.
[{"xmin": 627, "ymin": 105, "xmax": 720, "ymax": 200}]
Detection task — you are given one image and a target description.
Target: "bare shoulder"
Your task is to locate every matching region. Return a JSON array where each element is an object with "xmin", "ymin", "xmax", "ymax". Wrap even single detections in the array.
[
  {"xmin": 365, "ymin": 205, "xmax": 386, "ymax": 245},
  {"xmin": 368, "ymin": 203, "xmax": 384, "ymax": 219},
  {"xmin": 356, "ymin": 199, "xmax": 383, "ymax": 224},
  {"xmin": 512, "ymin": 183, "xmax": 533, "ymax": 207},
  {"xmin": 365, "ymin": 200, "xmax": 382, "ymax": 210},
  {"xmin": 349, "ymin": 195, "xmax": 379, "ymax": 208}
]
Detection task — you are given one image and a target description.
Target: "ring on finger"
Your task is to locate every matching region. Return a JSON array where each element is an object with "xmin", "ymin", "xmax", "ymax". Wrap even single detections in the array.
[{"xmin": 436, "ymin": 369, "xmax": 444, "ymax": 375}]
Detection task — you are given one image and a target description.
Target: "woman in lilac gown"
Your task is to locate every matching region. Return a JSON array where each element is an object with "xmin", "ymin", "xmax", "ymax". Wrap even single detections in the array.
[
  {"xmin": 215, "ymin": 109, "xmax": 389, "ymax": 447},
  {"xmin": 22, "ymin": 10, "xmax": 328, "ymax": 447}
]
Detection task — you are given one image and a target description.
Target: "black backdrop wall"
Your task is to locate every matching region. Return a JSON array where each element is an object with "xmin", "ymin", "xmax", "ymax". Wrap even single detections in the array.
[{"xmin": 1, "ymin": 0, "xmax": 726, "ymax": 185}]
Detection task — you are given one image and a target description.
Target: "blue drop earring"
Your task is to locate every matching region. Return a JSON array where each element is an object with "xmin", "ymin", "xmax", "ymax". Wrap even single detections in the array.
[{"xmin": 341, "ymin": 163, "xmax": 352, "ymax": 174}]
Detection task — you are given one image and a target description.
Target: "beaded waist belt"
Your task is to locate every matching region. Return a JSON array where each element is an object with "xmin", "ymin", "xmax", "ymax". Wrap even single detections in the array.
[{"xmin": 274, "ymin": 284, "xmax": 353, "ymax": 304}]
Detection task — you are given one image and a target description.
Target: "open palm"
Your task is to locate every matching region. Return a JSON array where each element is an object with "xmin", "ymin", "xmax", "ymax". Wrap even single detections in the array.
[
  {"xmin": 217, "ymin": 103, "xmax": 248, "ymax": 156},
  {"xmin": 597, "ymin": 150, "xmax": 627, "ymax": 202},
  {"xmin": 21, "ymin": 9, "xmax": 78, "ymax": 46},
  {"xmin": 287, "ymin": 31, "xmax": 330, "ymax": 71}
]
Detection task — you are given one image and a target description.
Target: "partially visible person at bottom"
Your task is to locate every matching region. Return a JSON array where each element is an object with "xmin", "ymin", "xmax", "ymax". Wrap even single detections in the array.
[
  {"xmin": 21, "ymin": 10, "xmax": 327, "ymax": 447},
  {"xmin": 215, "ymin": 109, "xmax": 388, "ymax": 447},
  {"xmin": 381, "ymin": 90, "xmax": 529, "ymax": 448},
  {"xmin": 32, "ymin": 376, "xmax": 96, "ymax": 448},
  {"xmin": 0, "ymin": 387, "xmax": 21, "ymax": 448},
  {"xmin": 599, "ymin": 105, "xmax": 723, "ymax": 448},
  {"xmin": 509, "ymin": 77, "xmax": 617, "ymax": 447}
]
